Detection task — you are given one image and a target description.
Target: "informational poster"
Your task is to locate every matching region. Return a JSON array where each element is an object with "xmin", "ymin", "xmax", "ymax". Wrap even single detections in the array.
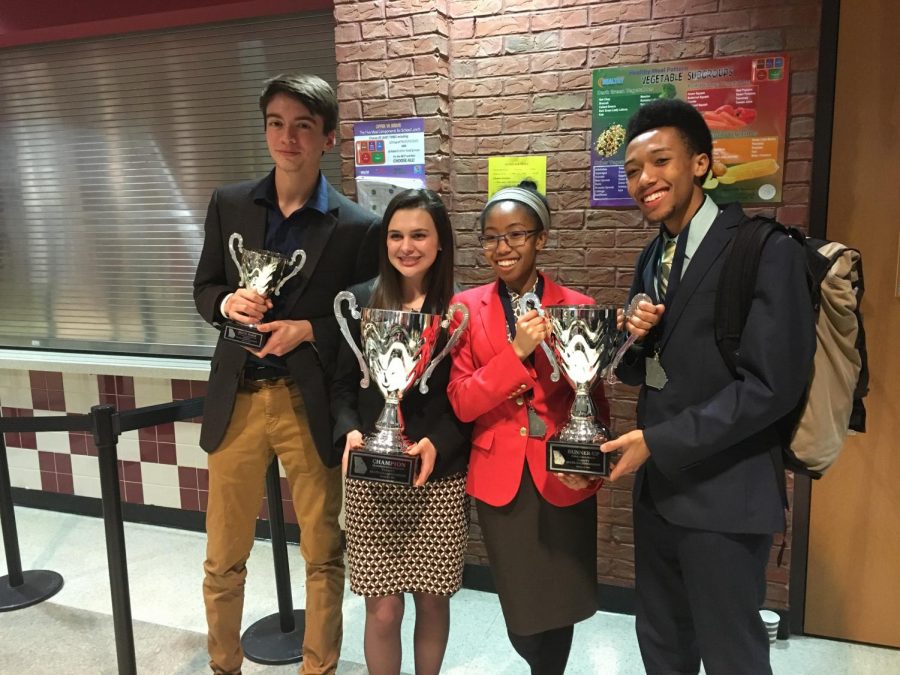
[
  {"xmin": 488, "ymin": 156, "xmax": 547, "ymax": 197},
  {"xmin": 591, "ymin": 54, "xmax": 790, "ymax": 207},
  {"xmin": 353, "ymin": 117, "xmax": 425, "ymax": 215}
]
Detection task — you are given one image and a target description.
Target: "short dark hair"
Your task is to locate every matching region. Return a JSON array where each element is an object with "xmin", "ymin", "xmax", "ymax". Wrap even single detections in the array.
[
  {"xmin": 479, "ymin": 180, "xmax": 550, "ymax": 232},
  {"xmin": 370, "ymin": 189, "xmax": 456, "ymax": 315},
  {"xmin": 625, "ymin": 99, "xmax": 713, "ymax": 167},
  {"xmin": 258, "ymin": 73, "xmax": 338, "ymax": 134}
]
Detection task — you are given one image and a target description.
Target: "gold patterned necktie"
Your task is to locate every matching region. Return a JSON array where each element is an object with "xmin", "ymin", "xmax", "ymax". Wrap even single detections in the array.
[{"xmin": 658, "ymin": 237, "xmax": 677, "ymax": 298}]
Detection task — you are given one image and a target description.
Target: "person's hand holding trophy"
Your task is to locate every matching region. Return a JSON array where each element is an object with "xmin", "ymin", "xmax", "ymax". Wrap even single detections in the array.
[
  {"xmin": 334, "ymin": 291, "xmax": 469, "ymax": 485},
  {"xmin": 221, "ymin": 232, "xmax": 307, "ymax": 350},
  {"xmin": 518, "ymin": 291, "xmax": 653, "ymax": 479}
]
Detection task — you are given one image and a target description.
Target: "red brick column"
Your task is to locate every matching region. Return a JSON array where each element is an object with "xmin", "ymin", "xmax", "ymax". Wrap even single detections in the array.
[
  {"xmin": 334, "ymin": 0, "xmax": 823, "ymax": 609},
  {"xmin": 334, "ymin": 0, "xmax": 450, "ymax": 197}
]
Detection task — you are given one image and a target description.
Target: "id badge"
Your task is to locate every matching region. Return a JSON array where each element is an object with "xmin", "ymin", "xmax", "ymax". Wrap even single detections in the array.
[
  {"xmin": 645, "ymin": 354, "xmax": 668, "ymax": 390},
  {"xmin": 527, "ymin": 405, "xmax": 546, "ymax": 438}
]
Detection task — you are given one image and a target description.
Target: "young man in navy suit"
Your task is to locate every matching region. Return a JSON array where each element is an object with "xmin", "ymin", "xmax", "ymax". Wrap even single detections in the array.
[
  {"xmin": 603, "ymin": 99, "xmax": 815, "ymax": 674},
  {"xmin": 193, "ymin": 74, "xmax": 378, "ymax": 674}
]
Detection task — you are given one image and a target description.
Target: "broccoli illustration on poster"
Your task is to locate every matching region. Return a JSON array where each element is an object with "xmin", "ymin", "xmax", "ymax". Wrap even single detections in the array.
[{"xmin": 590, "ymin": 55, "xmax": 790, "ymax": 207}]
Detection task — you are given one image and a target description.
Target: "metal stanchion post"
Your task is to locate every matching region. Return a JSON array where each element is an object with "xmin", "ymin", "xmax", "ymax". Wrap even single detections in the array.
[
  {"xmin": 241, "ymin": 459, "xmax": 304, "ymax": 664},
  {"xmin": 91, "ymin": 404, "xmax": 137, "ymax": 675},
  {"xmin": 0, "ymin": 434, "xmax": 64, "ymax": 611}
]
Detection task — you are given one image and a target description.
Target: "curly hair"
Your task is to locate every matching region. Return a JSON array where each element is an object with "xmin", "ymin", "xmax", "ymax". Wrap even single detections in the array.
[{"xmin": 625, "ymin": 99, "xmax": 713, "ymax": 167}]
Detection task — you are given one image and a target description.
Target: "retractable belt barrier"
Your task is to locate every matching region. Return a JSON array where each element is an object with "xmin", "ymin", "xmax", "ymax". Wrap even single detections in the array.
[
  {"xmin": 2, "ymin": 413, "xmax": 89, "ymax": 614},
  {"xmin": 0, "ymin": 398, "xmax": 203, "ymax": 675}
]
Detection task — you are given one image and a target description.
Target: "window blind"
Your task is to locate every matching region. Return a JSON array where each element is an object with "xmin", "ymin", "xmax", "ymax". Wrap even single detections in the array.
[{"xmin": 0, "ymin": 11, "xmax": 338, "ymax": 357}]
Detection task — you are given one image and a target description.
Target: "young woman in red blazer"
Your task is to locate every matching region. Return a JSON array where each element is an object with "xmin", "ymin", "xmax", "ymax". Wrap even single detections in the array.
[{"xmin": 448, "ymin": 181, "xmax": 610, "ymax": 675}]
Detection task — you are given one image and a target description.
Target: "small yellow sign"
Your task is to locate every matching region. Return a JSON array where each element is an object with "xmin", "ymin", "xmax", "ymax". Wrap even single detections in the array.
[{"xmin": 488, "ymin": 156, "xmax": 547, "ymax": 197}]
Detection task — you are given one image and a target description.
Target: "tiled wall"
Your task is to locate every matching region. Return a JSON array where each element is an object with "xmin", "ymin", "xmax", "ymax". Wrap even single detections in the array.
[
  {"xmin": 2, "ymin": 369, "xmax": 205, "ymax": 510},
  {"xmin": 2, "ymin": 368, "xmax": 300, "ymax": 524},
  {"xmin": 6, "ymin": 372, "xmax": 143, "ymax": 502}
]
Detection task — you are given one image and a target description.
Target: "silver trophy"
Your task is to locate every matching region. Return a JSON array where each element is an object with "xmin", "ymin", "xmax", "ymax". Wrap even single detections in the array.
[
  {"xmin": 222, "ymin": 232, "xmax": 306, "ymax": 349},
  {"xmin": 334, "ymin": 291, "xmax": 469, "ymax": 484},
  {"xmin": 522, "ymin": 292, "xmax": 651, "ymax": 476}
]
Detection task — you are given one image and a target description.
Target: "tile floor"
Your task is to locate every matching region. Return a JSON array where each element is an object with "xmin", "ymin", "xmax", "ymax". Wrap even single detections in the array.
[{"xmin": 2, "ymin": 506, "xmax": 898, "ymax": 674}]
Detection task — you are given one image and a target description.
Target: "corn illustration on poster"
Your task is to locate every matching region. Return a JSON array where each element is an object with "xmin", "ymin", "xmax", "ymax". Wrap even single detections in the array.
[{"xmin": 590, "ymin": 54, "xmax": 789, "ymax": 207}]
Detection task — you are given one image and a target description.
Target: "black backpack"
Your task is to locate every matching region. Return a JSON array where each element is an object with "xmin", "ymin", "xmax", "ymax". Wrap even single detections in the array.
[{"xmin": 714, "ymin": 215, "xmax": 869, "ymax": 479}]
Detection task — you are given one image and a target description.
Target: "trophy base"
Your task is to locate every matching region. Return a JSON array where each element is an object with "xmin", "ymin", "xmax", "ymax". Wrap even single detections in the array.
[
  {"xmin": 546, "ymin": 438, "xmax": 609, "ymax": 477},
  {"xmin": 222, "ymin": 320, "xmax": 267, "ymax": 349},
  {"xmin": 346, "ymin": 450, "xmax": 420, "ymax": 485}
]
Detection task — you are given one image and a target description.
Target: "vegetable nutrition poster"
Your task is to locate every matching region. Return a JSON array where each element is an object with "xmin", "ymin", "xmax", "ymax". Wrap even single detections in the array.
[{"xmin": 590, "ymin": 54, "xmax": 789, "ymax": 207}]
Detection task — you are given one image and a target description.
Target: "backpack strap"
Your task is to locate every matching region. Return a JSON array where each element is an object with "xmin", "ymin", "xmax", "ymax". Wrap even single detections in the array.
[
  {"xmin": 714, "ymin": 216, "xmax": 783, "ymax": 377},
  {"xmin": 849, "ymin": 250, "xmax": 869, "ymax": 432},
  {"xmin": 714, "ymin": 216, "xmax": 805, "ymax": 503}
]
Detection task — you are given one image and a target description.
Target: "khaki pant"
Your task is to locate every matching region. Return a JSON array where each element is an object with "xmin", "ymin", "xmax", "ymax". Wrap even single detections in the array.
[{"xmin": 204, "ymin": 378, "xmax": 344, "ymax": 674}]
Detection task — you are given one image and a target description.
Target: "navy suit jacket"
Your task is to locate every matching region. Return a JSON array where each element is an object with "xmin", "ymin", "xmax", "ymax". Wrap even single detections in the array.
[
  {"xmin": 193, "ymin": 175, "xmax": 379, "ymax": 466},
  {"xmin": 617, "ymin": 203, "xmax": 815, "ymax": 534}
]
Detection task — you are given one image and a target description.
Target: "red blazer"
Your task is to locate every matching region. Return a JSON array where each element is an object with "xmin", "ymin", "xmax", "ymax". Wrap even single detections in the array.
[{"xmin": 448, "ymin": 275, "xmax": 610, "ymax": 508}]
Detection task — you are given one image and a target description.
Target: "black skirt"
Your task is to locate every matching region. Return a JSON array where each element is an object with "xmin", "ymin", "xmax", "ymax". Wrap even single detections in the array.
[{"xmin": 476, "ymin": 467, "xmax": 599, "ymax": 635}]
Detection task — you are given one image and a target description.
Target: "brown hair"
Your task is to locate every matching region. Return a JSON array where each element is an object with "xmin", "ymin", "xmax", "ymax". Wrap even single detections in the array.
[
  {"xmin": 258, "ymin": 73, "xmax": 338, "ymax": 134},
  {"xmin": 370, "ymin": 189, "xmax": 456, "ymax": 315}
]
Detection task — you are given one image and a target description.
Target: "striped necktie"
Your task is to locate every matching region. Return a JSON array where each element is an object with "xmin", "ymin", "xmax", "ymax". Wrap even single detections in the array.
[{"xmin": 658, "ymin": 237, "xmax": 677, "ymax": 299}]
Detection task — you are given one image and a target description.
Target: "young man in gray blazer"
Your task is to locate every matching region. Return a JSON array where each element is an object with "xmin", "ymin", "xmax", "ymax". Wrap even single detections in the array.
[
  {"xmin": 193, "ymin": 73, "xmax": 378, "ymax": 675},
  {"xmin": 604, "ymin": 99, "xmax": 815, "ymax": 674}
]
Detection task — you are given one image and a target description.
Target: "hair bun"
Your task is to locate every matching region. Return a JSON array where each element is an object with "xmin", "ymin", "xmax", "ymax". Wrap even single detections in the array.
[{"xmin": 517, "ymin": 179, "xmax": 539, "ymax": 192}]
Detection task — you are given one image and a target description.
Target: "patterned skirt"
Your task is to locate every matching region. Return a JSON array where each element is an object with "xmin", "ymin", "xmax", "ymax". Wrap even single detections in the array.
[{"xmin": 344, "ymin": 472, "xmax": 469, "ymax": 597}]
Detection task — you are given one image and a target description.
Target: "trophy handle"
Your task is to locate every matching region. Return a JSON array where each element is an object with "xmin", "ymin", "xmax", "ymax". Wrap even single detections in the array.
[
  {"xmin": 273, "ymin": 248, "xmax": 307, "ymax": 296},
  {"xmin": 228, "ymin": 233, "xmax": 248, "ymax": 288},
  {"xmin": 334, "ymin": 291, "xmax": 370, "ymax": 388},
  {"xmin": 518, "ymin": 292, "xmax": 561, "ymax": 382},
  {"xmin": 605, "ymin": 292, "xmax": 654, "ymax": 385},
  {"xmin": 419, "ymin": 303, "xmax": 470, "ymax": 394}
]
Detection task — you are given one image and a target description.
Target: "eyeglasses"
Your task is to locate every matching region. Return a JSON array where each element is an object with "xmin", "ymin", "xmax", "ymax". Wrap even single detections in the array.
[{"xmin": 477, "ymin": 229, "xmax": 540, "ymax": 250}]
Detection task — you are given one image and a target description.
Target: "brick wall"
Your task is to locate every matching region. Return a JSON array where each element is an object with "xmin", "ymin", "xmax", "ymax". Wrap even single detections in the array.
[
  {"xmin": 334, "ymin": 0, "xmax": 822, "ymax": 609},
  {"xmin": 335, "ymin": 0, "xmax": 452, "ymax": 197}
]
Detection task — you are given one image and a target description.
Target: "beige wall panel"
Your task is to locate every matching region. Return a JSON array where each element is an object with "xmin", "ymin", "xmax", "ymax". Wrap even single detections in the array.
[{"xmin": 805, "ymin": 0, "xmax": 900, "ymax": 647}]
